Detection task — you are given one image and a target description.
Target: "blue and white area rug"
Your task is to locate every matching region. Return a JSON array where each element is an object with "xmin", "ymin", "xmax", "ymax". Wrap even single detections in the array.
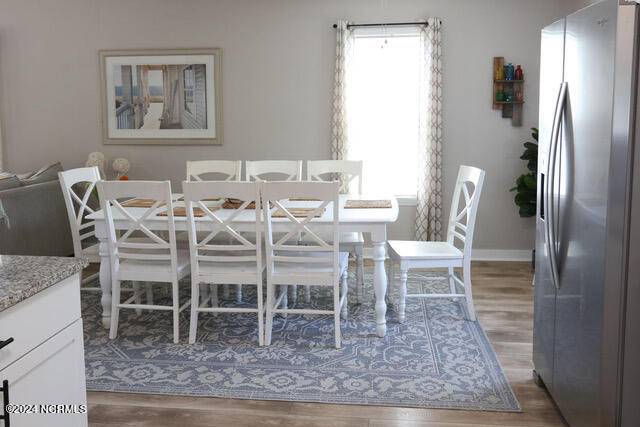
[{"xmin": 82, "ymin": 270, "xmax": 520, "ymax": 411}]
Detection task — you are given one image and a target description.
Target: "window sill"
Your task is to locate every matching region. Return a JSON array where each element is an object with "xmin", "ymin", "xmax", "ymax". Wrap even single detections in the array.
[{"xmin": 396, "ymin": 196, "xmax": 417, "ymax": 207}]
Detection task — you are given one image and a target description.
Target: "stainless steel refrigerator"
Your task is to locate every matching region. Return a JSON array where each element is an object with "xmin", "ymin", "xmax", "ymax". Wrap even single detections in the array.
[{"xmin": 534, "ymin": 0, "xmax": 640, "ymax": 426}]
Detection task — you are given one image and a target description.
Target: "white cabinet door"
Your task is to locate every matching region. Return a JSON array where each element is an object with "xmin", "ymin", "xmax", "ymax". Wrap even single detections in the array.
[{"xmin": 1, "ymin": 319, "xmax": 87, "ymax": 427}]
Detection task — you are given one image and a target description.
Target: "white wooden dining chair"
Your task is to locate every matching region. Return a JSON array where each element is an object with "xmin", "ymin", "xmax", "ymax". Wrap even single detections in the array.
[
  {"xmin": 306, "ymin": 160, "xmax": 365, "ymax": 302},
  {"xmin": 58, "ymin": 166, "xmax": 102, "ymax": 289},
  {"xmin": 97, "ymin": 180, "xmax": 191, "ymax": 343},
  {"xmin": 246, "ymin": 160, "xmax": 304, "ymax": 303},
  {"xmin": 186, "ymin": 160, "xmax": 242, "ymax": 182},
  {"xmin": 307, "ymin": 160, "xmax": 363, "ymax": 194},
  {"xmin": 183, "ymin": 181, "xmax": 264, "ymax": 345},
  {"xmin": 387, "ymin": 165, "xmax": 486, "ymax": 322},
  {"xmin": 186, "ymin": 160, "xmax": 243, "ymax": 303},
  {"xmin": 262, "ymin": 181, "xmax": 349, "ymax": 348},
  {"xmin": 245, "ymin": 160, "xmax": 302, "ymax": 182}
]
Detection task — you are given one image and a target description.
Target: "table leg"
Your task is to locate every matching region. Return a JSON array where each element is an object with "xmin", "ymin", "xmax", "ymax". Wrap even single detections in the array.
[
  {"xmin": 98, "ymin": 239, "xmax": 112, "ymax": 329},
  {"xmin": 372, "ymin": 241, "xmax": 387, "ymax": 337}
]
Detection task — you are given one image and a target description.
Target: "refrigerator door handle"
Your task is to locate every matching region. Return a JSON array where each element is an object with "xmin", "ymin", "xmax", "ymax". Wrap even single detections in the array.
[{"xmin": 546, "ymin": 81, "xmax": 567, "ymax": 290}]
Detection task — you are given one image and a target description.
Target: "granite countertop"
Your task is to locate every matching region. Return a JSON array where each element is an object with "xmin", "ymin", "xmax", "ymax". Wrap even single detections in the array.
[{"xmin": 0, "ymin": 255, "xmax": 88, "ymax": 312}]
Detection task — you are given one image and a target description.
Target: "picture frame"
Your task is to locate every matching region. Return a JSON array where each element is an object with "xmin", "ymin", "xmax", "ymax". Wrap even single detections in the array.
[{"xmin": 99, "ymin": 48, "xmax": 222, "ymax": 145}]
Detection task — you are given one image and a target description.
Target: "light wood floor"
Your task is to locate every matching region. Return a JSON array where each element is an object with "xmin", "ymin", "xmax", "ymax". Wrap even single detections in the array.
[{"xmin": 86, "ymin": 261, "xmax": 567, "ymax": 426}]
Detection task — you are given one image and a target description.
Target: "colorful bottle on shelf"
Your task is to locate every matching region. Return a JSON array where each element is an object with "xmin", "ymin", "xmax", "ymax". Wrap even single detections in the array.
[
  {"xmin": 505, "ymin": 92, "xmax": 514, "ymax": 102},
  {"xmin": 505, "ymin": 63, "xmax": 514, "ymax": 80},
  {"xmin": 496, "ymin": 90, "xmax": 505, "ymax": 102},
  {"xmin": 515, "ymin": 89, "xmax": 523, "ymax": 101},
  {"xmin": 515, "ymin": 65, "xmax": 523, "ymax": 80},
  {"xmin": 495, "ymin": 66, "xmax": 504, "ymax": 81}
]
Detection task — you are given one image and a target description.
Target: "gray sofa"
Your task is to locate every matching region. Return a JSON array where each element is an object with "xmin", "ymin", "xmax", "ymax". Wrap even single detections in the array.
[{"xmin": 0, "ymin": 168, "xmax": 74, "ymax": 256}]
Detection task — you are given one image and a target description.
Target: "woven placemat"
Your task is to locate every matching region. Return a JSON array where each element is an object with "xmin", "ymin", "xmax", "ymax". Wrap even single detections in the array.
[
  {"xmin": 121, "ymin": 198, "xmax": 166, "ymax": 208},
  {"xmin": 176, "ymin": 196, "xmax": 220, "ymax": 202},
  {"xmin": 222, "ymin": 199, "xmax": 273, "ymax": 209},
  {"xmin": 157, "ymin": 206, "xmax": 214, "ymax": 217},
  {"xmin": 344, "ymin": 199, "xmax": 392, "ymax": 209},
  {"xmin": 272, "ymin": 207, "xmax": 325, "ymax": 218}
]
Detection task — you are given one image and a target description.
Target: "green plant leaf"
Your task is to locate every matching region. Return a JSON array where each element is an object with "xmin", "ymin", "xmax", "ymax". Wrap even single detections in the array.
[
  {"xmin": 519, "ymin": 204, "xmax": 536, "ymax": 217},
  {"xmin": 523, "ymin": 174, "xmax": 536, "ymax": 189}
]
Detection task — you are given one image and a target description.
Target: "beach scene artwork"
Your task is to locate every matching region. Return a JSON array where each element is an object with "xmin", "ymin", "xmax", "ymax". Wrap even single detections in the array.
[{"xmin": 101, "ymin": 49, "xmax": 222, "ymax": 145}]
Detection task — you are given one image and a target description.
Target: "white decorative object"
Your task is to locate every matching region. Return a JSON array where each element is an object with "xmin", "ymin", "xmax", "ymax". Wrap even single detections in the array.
[
  {"xmin": 111, "ymin": 157, "xmax": 130, "ymax": 179},
  {"xmin": 85, "ymin": 152, "xmax": 105, "ymax": 178}
]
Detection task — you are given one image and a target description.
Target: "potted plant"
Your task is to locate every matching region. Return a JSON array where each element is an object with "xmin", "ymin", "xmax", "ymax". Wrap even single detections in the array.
[
  {"xmin": 510, "ymin": 127, "xmax": 538, "ymax": 268},
  {"xmin": 510, "ymin": 127, "xmax": 538, "ymax": 217}
]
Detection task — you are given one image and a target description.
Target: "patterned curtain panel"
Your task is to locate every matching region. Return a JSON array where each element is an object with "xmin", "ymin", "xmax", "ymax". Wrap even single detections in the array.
[
  {"xmin": 330, "ymin": 21, "xmax": 354, "ymax": 192},
  {"xmin": 414, "ymin": 18, "xmax": 443, "ymax": 241}
]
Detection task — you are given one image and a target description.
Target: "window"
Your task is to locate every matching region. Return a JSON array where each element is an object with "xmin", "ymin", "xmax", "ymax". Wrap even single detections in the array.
[
  {"xmin": 183, "ymin": 65, "xmax": 195, "ymax": 114},
  {"xmin": 346, "ymin": 27, "xmax": 421, "ymax": 198}
]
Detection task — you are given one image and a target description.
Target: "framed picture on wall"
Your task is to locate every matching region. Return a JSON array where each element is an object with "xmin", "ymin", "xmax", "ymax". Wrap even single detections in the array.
[{"xmin": 99, "ymin": 48, "xmax": 222, "ymax": 145}]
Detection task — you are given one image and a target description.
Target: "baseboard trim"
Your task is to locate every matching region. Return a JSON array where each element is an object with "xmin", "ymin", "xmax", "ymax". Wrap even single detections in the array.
[
  {"xmin": 362, "ymin": 247, "xmax": 531, "ymax": 262},
  {"xmin": 471, "ymin": 249, "xmax": 531, "ymax": 262}
]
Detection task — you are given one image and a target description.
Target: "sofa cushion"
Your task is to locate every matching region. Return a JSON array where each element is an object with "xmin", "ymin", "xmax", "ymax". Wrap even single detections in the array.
[
  {"xmin": 0, "ymin": 174, "xmax": 21, "ymax": 191},
  {"xmin": 19, "ymin": 162, "xmax": 63, "ymax": 186}
]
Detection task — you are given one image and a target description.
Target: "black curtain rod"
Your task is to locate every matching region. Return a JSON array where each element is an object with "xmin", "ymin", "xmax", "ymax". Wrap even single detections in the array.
[{"xmin": 332, "ymin": 21, "xmax": 431, "ymax": 29}]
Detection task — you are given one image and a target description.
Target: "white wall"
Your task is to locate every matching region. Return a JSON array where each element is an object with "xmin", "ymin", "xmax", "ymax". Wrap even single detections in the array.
[{"xmin": 0, "ymin": 0, "xmax": 568, "ymax": 251}]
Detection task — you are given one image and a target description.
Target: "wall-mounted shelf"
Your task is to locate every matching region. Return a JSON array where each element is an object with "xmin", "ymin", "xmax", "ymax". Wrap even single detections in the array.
[{"xmin": 493, "ymin": 57, "xmax": 523, "ymax": 127}]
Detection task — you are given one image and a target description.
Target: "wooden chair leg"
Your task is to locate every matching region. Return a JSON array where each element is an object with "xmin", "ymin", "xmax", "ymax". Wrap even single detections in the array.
[
  {"xmin": 281, "ymin": 285, "xmax": 288, "ymax": 318},
  {"xmin": 211, "ymin": 284, "xmax": 218, "ymax": 309},
  {"xmin": 387, "ymin": 260, "xmax": 395, "ymax": 308},
  {"xmin": 257, "ymin": 281, "xmax": 264, "ymax": 346},
  {"xmin": 304, "ymin": 285, "xmax": 311, "ymax": 303},
  {"xmin": 200, "ymin": 284, "xmax": 210, "ymax": 307},
  {"xmin": 172, "ymin": 280, "xmax": 180, "ymax": 343},
  {"xmin": 463, "ymin": 261, "xmax": 477, "ymax": 321},
  {"xmin": 188, "ymin": 279, "xmax": 199, "ymax": 344},
  {"xmin": 399, "ymin": 269, "xmax": 408, "ymax": 323},
  {"xmin": 448, "ymin": 267, "xmax": 457, "ymax": 298},
  {"xmin": 265, "ymin": 282, "xmax": 274, "ymax": 345},
  {"xmin": 133, "ymin": 281, "xmax": 142, "ymax": 316},
  {"xmin": 334, "ymin": 281, "xmax": 341, "ymax": 349},
  {"xmin": 341, "ymin": 271, "xmax": 348, "ymax": 320},
  {"xmin": 355, "ymin": 245, "xmax": 364, "ymax": 303},
  {"xmin": 109, "ymin": 280, "xmax": 121, "ymax": 340},
  {"xmin": 145, "ymin": 283, "xmax": 154, "ymax": 305}
]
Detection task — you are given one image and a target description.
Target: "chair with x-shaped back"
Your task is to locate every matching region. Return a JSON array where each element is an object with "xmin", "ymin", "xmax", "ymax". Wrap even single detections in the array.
[
  {"xmin": 387, "ymin": 165, "xmax": 486, "ymax": 323},
  {"xmin": 59, "ymin": 166, "xmax": 102, "ymax": 288},
  {"xmin": 183, "ymin": 180, "xmax": 265, "ymax": 345},
  {"xmin": 97, "ymin": 180, "xmax": 190, "ymax": 343},
  {"xmin": 306, "ymin": 160, "xmax": 365, "ymax": 302},
  {"xmin": 262, "ymin": 181, "xmax": 349, "ymax": 348}
]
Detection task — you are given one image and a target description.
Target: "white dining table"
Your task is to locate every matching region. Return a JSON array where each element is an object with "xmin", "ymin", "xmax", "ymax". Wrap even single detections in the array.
[{"xmin": 87, "ymin": 194, "xmax": 399, "ymax": 338}]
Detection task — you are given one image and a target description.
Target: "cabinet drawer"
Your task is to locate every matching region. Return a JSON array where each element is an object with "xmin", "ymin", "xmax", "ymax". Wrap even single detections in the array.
[{"xmin": 0, "ymin": 273, "xmax": 81, "ymax": 370}]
